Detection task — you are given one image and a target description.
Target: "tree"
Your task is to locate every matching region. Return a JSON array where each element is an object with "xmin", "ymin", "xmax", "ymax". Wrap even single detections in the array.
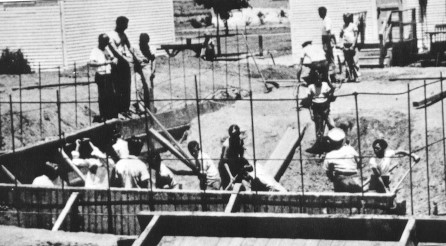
[{"xmin": 195, "ymin": 0, "xmax": 251, "ymax": 55}]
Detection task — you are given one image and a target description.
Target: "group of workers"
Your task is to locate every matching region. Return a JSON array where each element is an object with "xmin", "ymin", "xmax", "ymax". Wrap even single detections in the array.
[{"xmin": 89, "ymin": 16, "xmax": 156, "ymax": 122}]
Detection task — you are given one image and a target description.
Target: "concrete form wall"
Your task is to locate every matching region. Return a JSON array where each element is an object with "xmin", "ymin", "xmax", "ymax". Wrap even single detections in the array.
[
  {"xmin": 0, "ymin": 0, "xmax": 175, "ymax": 70},
  {"xmin": 289, "ymin": 0, "xmax": 378, "ymax": 58}
]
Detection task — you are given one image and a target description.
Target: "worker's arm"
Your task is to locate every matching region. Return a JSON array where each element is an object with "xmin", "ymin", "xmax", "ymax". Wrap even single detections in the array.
[
  {"xmin": 395, "ymin": 150, "xmax": 421, "ymax": 163},
  {"xmin": 224, "ymin": 163, "xmax": 235, "ymax": 182}
]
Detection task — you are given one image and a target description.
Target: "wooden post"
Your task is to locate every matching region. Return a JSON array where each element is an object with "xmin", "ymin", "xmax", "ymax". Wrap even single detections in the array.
[
  {"xmin": 399, "ymin": 11, "xmax": 404, "ymax": 42},
  {"xmin": 224, "ymin": 183, "xmax": 242, "ymax": 213},
  {"xmin": 258, "ymin": 35, "xmax": 263, "ymax": 56},
  {"xmin": 131, "ymin": 215, "xmax": 160, "ymax": 246},
  {"xmin": 52, "ymin": 192, "xmax": 79, "ymax": 231}
]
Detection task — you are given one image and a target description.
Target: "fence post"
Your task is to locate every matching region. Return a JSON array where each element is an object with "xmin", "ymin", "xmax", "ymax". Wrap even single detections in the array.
[
  {"xmin": 237, "ymin": 27, "xmax": 241, "ymax": 90},
  {"xmin": 258, "ymin": 35, "xmax": 263, "ymax": 56},
  {"xmin": 57, "ymin": 91, "xmax": 62, "ymax": 138},
  {"xmin": 0, "ymin": 98, "xmax": 2, "ymax": 150},
  {"xmin": 354, "ymin": 92, "xmax": 364, "ymax": 199},
  {"xmin": 423, "ymin": 80, "xmax": 431, "ymax": 215},
  {"xmin": 105, "ymin": 151, "xmax": 114, "ymax": 234},
  {"xmin": 399, "ymin": 11, "xmax": 404, "ymax": 42},
  {"xmin": 247, "ymin": 54, "xmax": 258, "ymax": 211},
  {"xmin": 182, "ymin": 38, "xmax": 187, "ymax": 108},
  {"xmin": 407, "ymin": 84, "xmax": 414, "ymax": 215},
  {"xmin": 412, "ymin": 9, "xmax": 417, "ymax": 42}
]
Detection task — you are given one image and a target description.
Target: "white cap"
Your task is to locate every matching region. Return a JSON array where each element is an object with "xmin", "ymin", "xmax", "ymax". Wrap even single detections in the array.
[{"xmin": 327, "ymin": 128, "xmax": 345, "ymax": 142}]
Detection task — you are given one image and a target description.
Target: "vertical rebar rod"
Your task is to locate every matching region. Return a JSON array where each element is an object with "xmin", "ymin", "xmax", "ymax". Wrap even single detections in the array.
[
  {"xmin": 212, "ymin": 60, "xmax": 215, "ymax": 93},
  {"xmin": 168, "ymin": 56, "xmax": 173, "ymax": 109},
  {"xmin": 87, "ymin": 64, "xmax": 91, "ymax": 125},
  {"xmin": 58, "ymin": 66, "xmax": 61, "ymax": 92},
  {"xmin": 424, "ymin": 80, "xmax": 431, "ymax": 215},
  {"xmin": 407, "ymin": 84, "xmax": 414, "ymax": 215},
  {"xmin": 9, "ymin": 95, "xmax": 15, "ymax": 152},
  {"xmin": 296, "ymin": 86, "xmax": 304, "ymax": 197},
  {"xmin": 441, "ymin": 73, "xmax": 446, "ymax": 205},
  {"xmin": 194, "ymin": 76, "xmax": 205, "ymax": 192},
  {"xmin": 105, "ymin": 151, "xmax": 114, "ymax": 234},
  {"xmin": 237, "ymin": 27, "xmax": 241, "ymax": 90},
  {"xmin": 0, "ymin": 98, "xmax": 2, "ymax": 150},
  {"xmin": 198, "ymin": 31, "xmax": 202, "ymax": 99},
  {"xmin": 182, "ymin": 38, "xmax": 187, "ymax": 107},
  {"xmin": 74, "ymin": 62, "xmax": 78, "ymax": 127},
  {"xmin": 354, "ymin": 93, "xmax": 364, "ymax": 197},
  {"xmin": 39, "ymin": 64, "xmax": 42, "ymax": 136},
  {"xmin": 247, "ymin": 54, "xmax": 258, "ymax": 193},
  {"xmin": 143, "ymin": 111, "xmax": 154, "ymax": 193},
  {"xmin": 225, "ymin": 34, "xmax": 228, "ymax": 94},
  {"xmin": 57, "ymin": 91, "xmax": 62, "ymax": 138},
  {"xmin": 19, "ymin": 74, "xmax": 22, "ymax": 135}
]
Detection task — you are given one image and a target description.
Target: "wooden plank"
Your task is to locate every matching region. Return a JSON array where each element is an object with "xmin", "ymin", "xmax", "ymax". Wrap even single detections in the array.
[
  {"xmin": 51, "ymin": 192, "xmax": 79, "ymax": 231},
  {"xmin": 412, "ymin": 91, "xmax": 446, "ymax": 109},
  {"xmin": 0, "ymin": 165, "xmax": 21, "ymax": 184},
  {"xmin": 149, "ymin": 128, "xmax": 198, "ymax": 173},
  {"xmin": 132, "ymin": 215, "xmax": 160, "ymax": 246},
  {"xmin": 224, "ymin": 183, "xmax": 242, "ymax": 213},
  {"xmin": 57, "ymin": 149, "xmax": 86, "ymax": 183},
  {"xmin": 399, "ymin": 219, "xmax": 416, "ymax": 245}
]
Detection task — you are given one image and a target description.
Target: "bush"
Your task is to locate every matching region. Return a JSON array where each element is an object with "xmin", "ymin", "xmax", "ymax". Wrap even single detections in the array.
[{"xmin": 0, "ymin": 48, "xmax": 31, "ymax": 74}]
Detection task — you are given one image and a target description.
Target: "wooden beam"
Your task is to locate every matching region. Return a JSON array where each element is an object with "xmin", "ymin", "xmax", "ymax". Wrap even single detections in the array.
[
  {"xmin": 0, "ymin": 165, "xmax": 21, "ymax": 184},
  {"xmin": 389, "ymin": 77, "xmax": 442, "ymax": 81},
  {"xmin": 57, "ymin": 149, "xmax": 86, "ymax": 183},
  {"xmin": 413, "ymin": 91, "xmax": 446, "ymax": 108},
  {"xmin": 132, "ymin": 215, "xmax": 161, "ymax": 246},
  {"xmin": 149, "ymin": 128, "xmax": 198, "ymax": 173},
  {"xmin": 145, "ymin": 109, "xmax": 194, "ymax": 163},
  {"xmin": 399, "ymin": 218, "xmax": 416, "ymax": 245},
  {"xmin": 225, "ymin": 183, "xmax": 242, "ymax": 213},
  {"xmin": 52, "ymin": 192, "xmax": 79, "ymax": 231}
]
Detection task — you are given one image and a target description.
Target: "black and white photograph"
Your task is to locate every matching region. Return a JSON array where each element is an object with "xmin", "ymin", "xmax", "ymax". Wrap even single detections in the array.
[{"xmin": 0, "ymin": 0, "xmax": 445, "ymax": 245}]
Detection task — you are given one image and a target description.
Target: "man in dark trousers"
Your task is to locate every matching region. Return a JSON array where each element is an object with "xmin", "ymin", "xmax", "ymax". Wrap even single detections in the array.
[
  {"xmin": 89, "ymin": 33, "xmax": 117, "ymax": 121},
  {"xmin": 318, "ymin": 6, "xmax": 336, "ymax": 83},
  {"xmin": 108, "ymin": 16, "xmax": 133, "ymax": 118}
]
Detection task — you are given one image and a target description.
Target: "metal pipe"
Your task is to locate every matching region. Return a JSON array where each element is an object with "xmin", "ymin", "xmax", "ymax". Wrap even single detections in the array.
[
  {"xmin": 237, "ymin": 27, "xmax": 241, "ymax": 90},
  {"xmin": 194, "ymin": 76, "xmax": 205, "ymax": 192},
  {"xmin": 0, "ymin": 98, "xmax": 2, "ymax": 150},
  {"xmin": 19, "ymin": 74, "xmax": 22, "ymax": 135},
  {"xmin": 407, "ymin": 83, "xmax": 414, "ymax": 215},
  {"xmin": 143, "ymin": 111, "xmax": 153, "ymax": 193},
  {"xmin": 212, "ymin": 59, "xmax": 215, "ymax": 93},
  {"xmin": 354, "ymin": 93, "xmax": 364, "ymax": 197},
  {"xmin": 74, "ymin": 62, "xmax": 78, "ymax": 127},
  {"xmin": 9, "ymin": 95, "xmax": 15, "ymax": 152},
  {"xmin": 296, "ymin": 86, "xmax": 304, "ymax": 202},
  {"xmin": 58, "ymin": 66, "xmax": 61, "ymax": 92},
  {"xmin": 105, "ymin": 151, "xmax": 114, "ymax": 234},
  {"xmin": 424, "ymin": 80, "xmax": 431, "ymax": 215}
]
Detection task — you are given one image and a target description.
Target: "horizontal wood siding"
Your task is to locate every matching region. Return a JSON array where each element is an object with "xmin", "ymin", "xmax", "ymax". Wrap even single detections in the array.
[
  {"xmin": 289, "ymin": 0, "xmax": 378, "ymax": 57},
  {"xmin": 63, "ymin": 0, "xmax": 175, "ymax": 67},
  {"xmin": 0, "ymin": 1, "xmax": 63, "ymax": 69}
]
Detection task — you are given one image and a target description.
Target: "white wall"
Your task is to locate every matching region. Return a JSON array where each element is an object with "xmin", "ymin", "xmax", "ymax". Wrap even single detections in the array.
[{"xmin": 289, "ymin": 0, "xmax": 378, "ymax": 58}]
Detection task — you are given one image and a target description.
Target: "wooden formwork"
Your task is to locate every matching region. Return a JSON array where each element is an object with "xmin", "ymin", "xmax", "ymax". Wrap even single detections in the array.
[{"xmin": 0, "ymin": 184, "xmax": 396, "ymax": 235}]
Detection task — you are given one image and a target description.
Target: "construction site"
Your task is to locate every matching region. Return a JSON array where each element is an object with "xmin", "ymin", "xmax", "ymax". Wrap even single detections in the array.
[{"xmin": 1, "ymin": 0, "xmax": 446, "ymax": 245}]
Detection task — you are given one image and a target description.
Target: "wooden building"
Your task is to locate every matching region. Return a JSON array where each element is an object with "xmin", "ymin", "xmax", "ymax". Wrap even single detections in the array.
[{"xmin": 0, "ymin": 0, "xmax": 175, "ymax": 69}]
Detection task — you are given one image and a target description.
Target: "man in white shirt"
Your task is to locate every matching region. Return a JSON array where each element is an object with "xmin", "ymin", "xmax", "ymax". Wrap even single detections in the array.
[
  {"xmin": 32, "ymin": 163, "xmax": 58, "ymax": 187},
  {"xmin": 323, "ymin": 128, "xmax": 362, "ymax": 192},
  {"xmin": 89, "ymin": 33, "xmax": 118, "ymax": 121},
  {"xmin": 369, "ymin": 139, "xmax": 420, "ymax": 193},
  {"xmin": 319, "ymin": 6, "xmax": 336, "ymax": 82},
  {"xmin": 151, "ymin": 152, "xmax": 178, "ymax": 189},
  {"xmin": 296, "ymin": 41, "xmax": 332, "ymax": 86},
  {"xmin": 188, "ymin": 141, "xmax": 221, "ymax": 190},
  {"xmin": 340, "ymin": 13, "xmax": 360, "ymax": 82}
]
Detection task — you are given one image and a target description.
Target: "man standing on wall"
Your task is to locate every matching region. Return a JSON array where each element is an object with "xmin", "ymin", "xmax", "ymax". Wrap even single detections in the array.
[
  {"xmin": 108, "ymin": 16, "xmax": 133, "ymax": 118},
  {"xmin": 318, "ymin": 6, "xmax": 336, "ymax": 83}
]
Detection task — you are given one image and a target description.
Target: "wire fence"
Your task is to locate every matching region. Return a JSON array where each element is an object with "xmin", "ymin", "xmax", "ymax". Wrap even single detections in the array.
[{"xmin": 0, "ymin": 32, "xmax": 446, "ymax": 228}]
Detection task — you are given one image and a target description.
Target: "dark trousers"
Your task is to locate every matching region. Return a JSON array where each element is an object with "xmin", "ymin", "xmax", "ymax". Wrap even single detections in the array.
[
  {"xmin": 113, "ymin": 59, "xmax": 132, "ymax": 113},
  {"xmin": 333, "ymin": 173, "xmax": 362, "ymax": 193},
  {"xmin": 369, "ymin": 174, "xmax": 390, "ymax": 193},
  {"xmin": 95, "ymin": 73, "xmax": 117, "ymax": 119}
]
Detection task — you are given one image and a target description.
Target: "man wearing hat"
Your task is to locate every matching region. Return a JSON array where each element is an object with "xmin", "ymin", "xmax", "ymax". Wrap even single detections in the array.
[{"xmin": 323, "ymin": 128, "xmax": 362, "ymax": 192}]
